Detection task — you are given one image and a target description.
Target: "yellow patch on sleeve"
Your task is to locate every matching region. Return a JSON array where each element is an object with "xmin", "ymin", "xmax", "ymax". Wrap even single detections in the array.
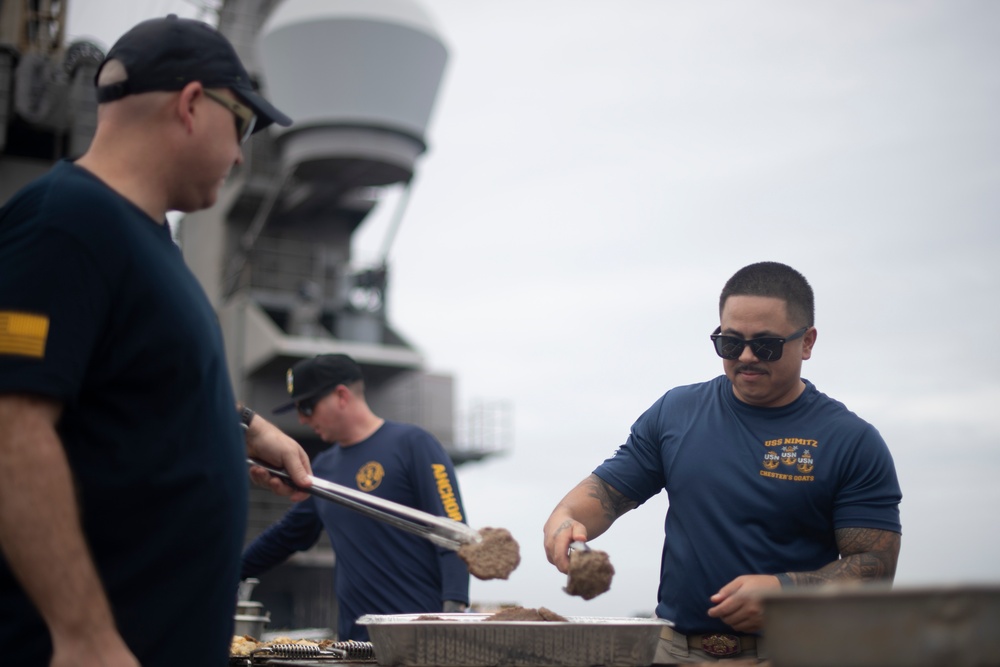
[{"xmin": 0, "ymin": 312, "xmax": 50, "ymax": 358}]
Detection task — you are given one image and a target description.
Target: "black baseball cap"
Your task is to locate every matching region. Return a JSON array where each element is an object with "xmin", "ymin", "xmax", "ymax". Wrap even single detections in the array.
[
  {"xmin": 273, "ymin": 354, "xmax": 364, "ymax": 414},
  {"xmin": 94, "ymin": 14, "xmax": 292, "ymax": 132}
]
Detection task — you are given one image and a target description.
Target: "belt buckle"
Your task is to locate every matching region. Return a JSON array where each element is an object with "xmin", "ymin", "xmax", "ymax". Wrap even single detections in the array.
[{"xmin": 701, "ymin": 633, "xmax": 740, "ymax": 657}]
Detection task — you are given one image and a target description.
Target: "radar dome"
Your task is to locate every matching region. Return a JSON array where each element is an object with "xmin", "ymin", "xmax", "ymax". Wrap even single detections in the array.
[{"xmin": 257, "ymin": 0, "xmax": 449, "ymax": 186}]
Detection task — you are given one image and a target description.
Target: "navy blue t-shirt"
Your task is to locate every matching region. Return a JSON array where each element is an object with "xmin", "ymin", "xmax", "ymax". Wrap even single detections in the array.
[
  {"xmin": 595, "ymin": 376, "xmax": 901, "ymax": 635},
  {"xmin": 0, "ymin": 161, "xmax": 247, "ymax": 665},
  {"xmin": 242, "ymin": 420, "xmax": 470, "ymax": 640}
]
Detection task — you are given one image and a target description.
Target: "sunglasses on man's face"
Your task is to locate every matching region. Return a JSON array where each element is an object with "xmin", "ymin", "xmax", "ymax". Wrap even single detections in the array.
[
  {"xmin": 295, "ymin": 386, "xmax": 339, "ymax": 417},
  {"xmin": 295, "ymin": 397, "xmax": 318, "ymax": 417},
  {"xmin": 203, "ymin": 89, "xmax": 257, "ymax": 144},
  {"xmin": 710, "ymin": 326, "xmax": 809, "ymax": 362}
]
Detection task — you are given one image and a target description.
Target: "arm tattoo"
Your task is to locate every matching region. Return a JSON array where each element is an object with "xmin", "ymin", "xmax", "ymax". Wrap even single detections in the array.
[
  {"xmin": 582, "ymin": 474, "xmax": 637, "ymax": 522},
  {"xmin": 789, "ymin": 528, "xmax": 901, "ymax": 586}
]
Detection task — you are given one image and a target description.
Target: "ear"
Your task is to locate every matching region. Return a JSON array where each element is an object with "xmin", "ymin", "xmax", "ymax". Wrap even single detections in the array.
[
  {"xmin": 175, "ymin": 81, "xmax": 205, "ymax": 135},
  {"xmin": 801, "ymin": 327, "xmax": 817, "ymax": 360}
]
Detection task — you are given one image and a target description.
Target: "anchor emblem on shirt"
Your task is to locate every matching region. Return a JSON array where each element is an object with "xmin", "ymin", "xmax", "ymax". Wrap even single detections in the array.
[
  {"xmin": 781, "ymin": 446, "xmax": 799, "ymax": 466},
  {"xmin": 356, "ymin": 461, "xmax": 385, "ymax": 491},
  {"xmin": 797, "ymin": 450, "xmax": 814, "ymax": 473},
  {"xmin": 762, "ymin": 450, "xmax": 780, "ymax": 470}
]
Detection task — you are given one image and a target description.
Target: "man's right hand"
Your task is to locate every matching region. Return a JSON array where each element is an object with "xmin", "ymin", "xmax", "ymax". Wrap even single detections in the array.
[
  {"xmin": 543, "ymin": 474, "xmax": 634, "ymax": 573},
  {"xmin": 542, "ymin": 515, "xmax": 589, "ymax": 573}
]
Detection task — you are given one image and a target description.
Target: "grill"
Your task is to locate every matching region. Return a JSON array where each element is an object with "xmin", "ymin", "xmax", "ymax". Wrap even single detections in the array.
[{"xmin": 230, "ymin": 640, "xmax": 377, "ymax": 666}]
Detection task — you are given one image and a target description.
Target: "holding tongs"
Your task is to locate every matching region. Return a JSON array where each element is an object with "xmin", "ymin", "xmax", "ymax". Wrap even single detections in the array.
[{"xmin": 247, "ymin": 459, "xmax": 482, "ymax": 551}]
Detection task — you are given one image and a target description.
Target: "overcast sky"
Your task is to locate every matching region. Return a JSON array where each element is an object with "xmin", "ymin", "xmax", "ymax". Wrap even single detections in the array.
[{"xmin": 68, "ymin": 0, "xmax": 1000, "ymax": 619}]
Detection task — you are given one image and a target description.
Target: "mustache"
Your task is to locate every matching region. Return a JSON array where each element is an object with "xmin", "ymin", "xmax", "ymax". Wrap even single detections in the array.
[{"xmin": 735, "ymin": 364, "xmax": 769, "ymax": 374}]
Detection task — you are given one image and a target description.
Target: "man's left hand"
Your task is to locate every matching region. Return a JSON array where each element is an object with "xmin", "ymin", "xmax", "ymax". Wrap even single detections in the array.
[
  {"xmin": 705, "ymin": 574, "xmax": 781, "ymax": 633},
  {"xmin": 245, "ymin": 416, "xmax": 313, "ymax": 501}
]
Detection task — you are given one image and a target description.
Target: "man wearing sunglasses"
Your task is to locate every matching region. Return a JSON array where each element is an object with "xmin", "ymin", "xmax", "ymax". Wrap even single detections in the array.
[
  {"xmin": 0, "ymin": 15, "xmax": 305, "ymax": 667},
  {"xmin": 242, "ymin": 354, "xmax": 471, "ymax": 641},
  {"xmin": 543, "ymin": 262, "xmax": 901, "ymax": 664}
]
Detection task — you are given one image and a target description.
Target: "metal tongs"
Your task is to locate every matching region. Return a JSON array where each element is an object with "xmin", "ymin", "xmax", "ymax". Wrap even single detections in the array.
[
  {"xmin": 564, "ymin": 540, "xmax": 592, "ymax": 595},
  {"xmin": 248, "ymin": 458, "xmax": 482, "ymax": 551}
]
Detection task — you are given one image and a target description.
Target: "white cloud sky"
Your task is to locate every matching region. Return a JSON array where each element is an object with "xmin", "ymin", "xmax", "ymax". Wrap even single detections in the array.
[{"xmin": 68, "ymin": 0, "xmax": 1000, "ymax": 617}]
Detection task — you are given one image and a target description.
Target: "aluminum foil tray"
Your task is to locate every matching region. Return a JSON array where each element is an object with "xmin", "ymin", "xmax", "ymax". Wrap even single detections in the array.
[{"xmin": 357, "ymin": 613, "xmax": 670, "ymax": 667}]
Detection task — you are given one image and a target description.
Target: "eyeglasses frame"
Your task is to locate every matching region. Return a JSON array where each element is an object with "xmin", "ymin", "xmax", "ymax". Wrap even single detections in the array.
[
  {"xmin": 710, "ymin": 325, "xmax": 810, "ymax": 362},
  {"xmin": 203, "ymin": 89, "xmax": 257, "ymax": 144},
  {"xmin": 295, "ymin": 384, "xmax": 341, "ymax": 417}
]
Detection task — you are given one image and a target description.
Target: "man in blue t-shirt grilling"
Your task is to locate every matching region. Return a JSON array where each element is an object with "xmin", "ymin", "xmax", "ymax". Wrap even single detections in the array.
[
  {"xmin": 543, "ymin": 261, "xmax": 901, "ymax": 664},
  {"xmin": 242, "ymin": 354, "xmax": 470, "ymax": 641}
]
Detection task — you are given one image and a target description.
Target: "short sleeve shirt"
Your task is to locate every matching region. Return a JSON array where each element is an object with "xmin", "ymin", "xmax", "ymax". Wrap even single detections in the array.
[
  {"xmin": 0, "ymin": 161, "xmax": 247, "ymax": 665},
  {"xmin": 595, "ymin": 376, "xmax": 901, "ymax": 635}
]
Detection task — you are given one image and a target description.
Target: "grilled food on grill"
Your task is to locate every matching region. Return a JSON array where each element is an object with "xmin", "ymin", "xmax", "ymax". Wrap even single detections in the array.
[
  {"xmin": 457, "ymin": 527, "xmax": 521, "ymax": 580},
  {"xmin": 229, "ymin": 635, "xmax": 326, "ymax": 656},
  {"xmin": 230, "ymin": 635, "xmax": 261, "ymax": 656}
]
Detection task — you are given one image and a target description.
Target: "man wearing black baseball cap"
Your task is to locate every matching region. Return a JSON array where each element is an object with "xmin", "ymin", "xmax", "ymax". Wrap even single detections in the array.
[
  {"xmin": 272, "ymin": 354, "xmax": 365, "ymax": 416},
  {"xmin": 95, "ymin": 14, "xmax": 292, "ymax": 137},
  {"xmin": 0, "ymin": 14, "xmax": 307, "ymax": 667},
  {"xmin": 79, "ymin": 13, "xmax": 292, "ymax": 219},
  {"xmin": 243, "ymin": 354, "xmax": 471, "ymax": 641}
]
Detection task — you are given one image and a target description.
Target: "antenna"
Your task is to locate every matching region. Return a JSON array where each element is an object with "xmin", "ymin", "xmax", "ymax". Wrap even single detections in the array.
[{"xmin": 378, "ymin": 180, "xmax": 415, "ymax": 267}]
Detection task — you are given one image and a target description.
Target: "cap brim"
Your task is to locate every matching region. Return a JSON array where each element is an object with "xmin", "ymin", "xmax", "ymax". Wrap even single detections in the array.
[
  {"xmin": 271, "ymin": 383, "xmax": 338, "ymax": 415},
  {"xmin": 235, "ymin": 86, "xmax": 292, "ymax": 132}
]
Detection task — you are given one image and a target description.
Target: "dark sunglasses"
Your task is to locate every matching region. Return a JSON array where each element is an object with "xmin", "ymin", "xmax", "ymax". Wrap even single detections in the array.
[
  {"xmin": 295, "ymin": 385, "xmax": 338, "ymax": 417},
  {"xmin": 710, "ymin": 326, "xmax": 809, "ymax": 361},
  {"xmin": 203, "ymin": 89, "xmax": 257, "ymax": 144}
]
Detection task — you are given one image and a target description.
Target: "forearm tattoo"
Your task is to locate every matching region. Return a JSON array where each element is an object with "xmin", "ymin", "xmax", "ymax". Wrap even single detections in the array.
[
  {"xmin": 583, "ymin": 474, "xmax": 637, "ymax": 522},
  {"xmin": 789, "ymin": 528, "xmax": 901, "ymax": 586}
]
